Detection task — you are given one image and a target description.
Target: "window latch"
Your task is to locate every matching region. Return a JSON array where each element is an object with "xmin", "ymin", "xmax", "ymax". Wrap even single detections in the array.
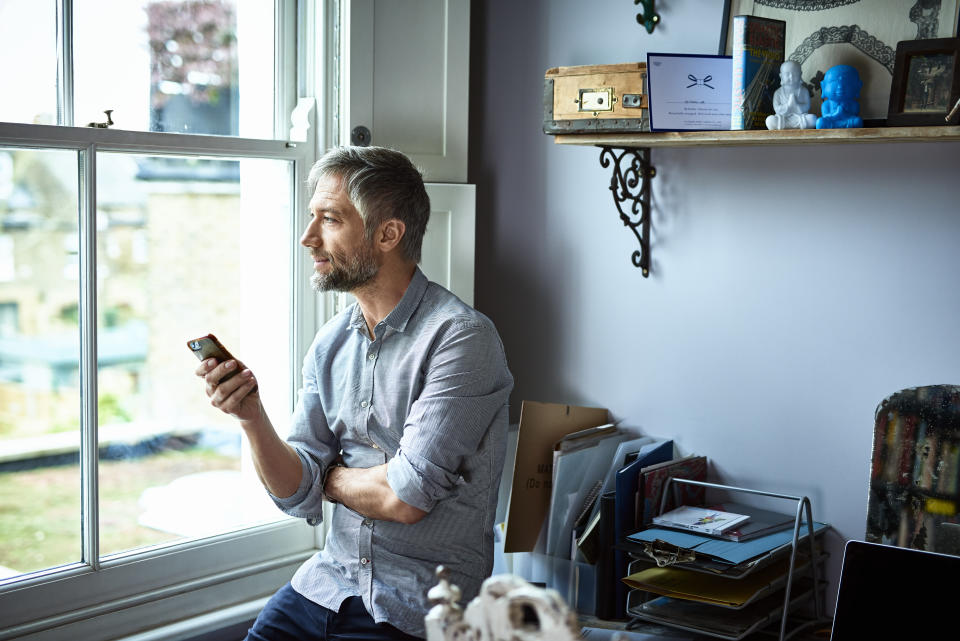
[{"xmin": 86, "ymin": 109, "xmax": 114, "ymax": 128}]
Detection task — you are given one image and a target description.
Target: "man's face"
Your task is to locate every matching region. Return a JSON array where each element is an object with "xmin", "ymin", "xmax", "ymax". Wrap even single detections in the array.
[{"xmin": 302, "ymin": 174, "xmax": 380, "ymax": 292}]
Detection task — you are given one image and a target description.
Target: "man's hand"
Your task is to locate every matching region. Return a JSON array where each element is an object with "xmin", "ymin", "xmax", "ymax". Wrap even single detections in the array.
[
  {"xmin": 195, "ymin": 357, "xmax": 302, "ymax": 498},
  {"xmin": 196, "ymin": 358, "xmax": 262, "ymax": 423}
]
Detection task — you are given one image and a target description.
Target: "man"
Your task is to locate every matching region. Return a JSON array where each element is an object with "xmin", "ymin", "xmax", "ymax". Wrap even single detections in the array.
[{"xmin": 195, "ymin": 146, "xmax": 513, "ymax": 640}]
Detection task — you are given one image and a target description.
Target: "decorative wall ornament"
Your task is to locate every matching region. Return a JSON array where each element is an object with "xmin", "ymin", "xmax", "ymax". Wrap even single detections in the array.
[
  {"xmin": 635, "ymin": 0, "xmax": 660, "ymax": 33},
  {"xmin": 599, "ymin": 146, "xmax": 654, "ymax": 276}
]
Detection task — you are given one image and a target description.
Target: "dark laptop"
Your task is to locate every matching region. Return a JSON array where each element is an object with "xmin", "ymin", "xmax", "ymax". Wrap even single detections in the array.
[{"xmin": 830, "ymin": 540, "xmax": 958, "ymax": 639}]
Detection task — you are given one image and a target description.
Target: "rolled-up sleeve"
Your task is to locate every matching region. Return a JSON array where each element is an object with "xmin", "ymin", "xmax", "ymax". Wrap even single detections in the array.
[
  {"xmin": 269, "ymin": 343, "xmax": 340, "ymax": 522},
  {"xmin": 386, "ymin": 318, "xmax": 513, "ymax": 512}
]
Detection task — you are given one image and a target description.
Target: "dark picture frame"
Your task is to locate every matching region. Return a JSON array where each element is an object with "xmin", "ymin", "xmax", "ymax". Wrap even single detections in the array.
[{"xmin": 887, "ymin": 37, "xmax": 960, "ymax": 126}]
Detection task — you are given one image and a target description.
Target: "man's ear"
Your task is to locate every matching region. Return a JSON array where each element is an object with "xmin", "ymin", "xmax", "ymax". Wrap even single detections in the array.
[{"xmin": 376, "ymin": 219, "xmax": 406, "ymax": 252}]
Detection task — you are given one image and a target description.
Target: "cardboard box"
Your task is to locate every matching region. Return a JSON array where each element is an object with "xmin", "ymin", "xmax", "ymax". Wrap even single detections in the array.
[{"xmin": 503, "ymin": 400, "xmax": 608, "ymax": 553}]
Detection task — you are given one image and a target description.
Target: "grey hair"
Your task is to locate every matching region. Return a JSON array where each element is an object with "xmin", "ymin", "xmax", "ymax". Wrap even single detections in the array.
[{"xmin": 307, "ymin": 146, "xmax": 430, "ymax": 263}]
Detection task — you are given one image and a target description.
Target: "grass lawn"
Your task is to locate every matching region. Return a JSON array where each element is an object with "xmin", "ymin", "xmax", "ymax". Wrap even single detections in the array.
[{"xmin": 0, "ymin": 449, "xmax": 238, "ymax": 576}]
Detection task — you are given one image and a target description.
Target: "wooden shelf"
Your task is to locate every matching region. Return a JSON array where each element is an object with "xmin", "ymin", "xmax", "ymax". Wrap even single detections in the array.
[{"xmin": 553, "ymin": 125, "xmax": 960, "ymax": 149}]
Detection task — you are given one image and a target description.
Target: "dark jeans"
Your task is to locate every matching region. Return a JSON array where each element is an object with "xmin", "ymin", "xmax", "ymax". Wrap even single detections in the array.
[{"xmin": 244, "ymin": 583, "xmax": 423, "ymax": 641}]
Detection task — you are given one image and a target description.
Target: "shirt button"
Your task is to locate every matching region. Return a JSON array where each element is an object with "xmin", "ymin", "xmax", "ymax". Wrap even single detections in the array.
[
  {"xmin": 360, "ymin": 557, "xmax": 369, "ymax": 565},
  {"xmin": 368, "ymin": 353, "xmax": 376, "ymax": 360},
  {"xmin": 360, "ymin": 400, "xmax": 369, "ymax": 408}
]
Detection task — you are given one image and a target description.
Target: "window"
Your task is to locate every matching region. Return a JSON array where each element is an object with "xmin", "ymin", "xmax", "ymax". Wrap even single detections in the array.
[
  {"xmin": 0, "ymin": 2, "xmax": 333, "ymax": 639},
  {"xmin": 0, "ymin": 1, "xmax": 58, "ymax": 126}
]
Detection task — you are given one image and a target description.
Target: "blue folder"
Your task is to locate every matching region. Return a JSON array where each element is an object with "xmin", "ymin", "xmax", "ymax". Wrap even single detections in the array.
[
  {"xmin": 627, "ymin": 520, "xmax": 829, "ymax": 566},
  {"xmin": 612, "ymin": 439, "xmax": 673, "ymax": 616}
]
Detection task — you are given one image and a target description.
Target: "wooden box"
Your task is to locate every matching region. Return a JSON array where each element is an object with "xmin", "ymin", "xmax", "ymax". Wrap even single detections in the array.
[{"xmin": 543, "ymin": 62, "xmax": 649, "ymax": 134}]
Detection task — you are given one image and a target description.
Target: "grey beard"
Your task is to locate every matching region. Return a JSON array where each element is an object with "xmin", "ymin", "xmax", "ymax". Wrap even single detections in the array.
[{"xmin": 310, "ymin": 250, "xmax": 379, "ymax": 292}]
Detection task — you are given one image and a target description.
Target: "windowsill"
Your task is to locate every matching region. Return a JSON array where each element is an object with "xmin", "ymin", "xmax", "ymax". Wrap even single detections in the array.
[{"xmin": 117, "ymin": 597, "xmax": 267, "ymax": 641}]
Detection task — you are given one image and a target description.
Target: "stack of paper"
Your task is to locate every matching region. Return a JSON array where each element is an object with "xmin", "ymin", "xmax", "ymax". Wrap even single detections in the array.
[
  {"xmin": 632, "ymin": 579, "xmax": 815, "ymax": 639},
  {"xmin": 545, "ymin": 423, "xmax": 626, "ymax": 558},
  {"xmin": 705, "ymin": 502, "xmax": 796, "ymax": 542}
]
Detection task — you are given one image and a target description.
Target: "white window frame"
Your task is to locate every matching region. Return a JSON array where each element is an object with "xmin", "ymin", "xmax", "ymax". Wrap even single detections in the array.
[{"xmin": 0, "ymin": 2, "xmax": 339, "ymax": 639}]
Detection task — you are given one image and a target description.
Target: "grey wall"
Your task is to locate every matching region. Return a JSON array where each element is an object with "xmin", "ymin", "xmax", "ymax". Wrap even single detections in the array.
[{"xmin": 469, "ymin": 0, "xmax": 960, "ymax": 607}]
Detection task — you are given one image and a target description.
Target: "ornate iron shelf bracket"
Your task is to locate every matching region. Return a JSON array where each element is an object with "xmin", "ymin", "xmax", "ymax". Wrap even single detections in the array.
[
  {"xmin": 635, "ymin": 0, "xmax": 660, "ymax": 34},
  {"xmin": 599, "ymin": 146, "xmax": 655, "ymax": 277}
]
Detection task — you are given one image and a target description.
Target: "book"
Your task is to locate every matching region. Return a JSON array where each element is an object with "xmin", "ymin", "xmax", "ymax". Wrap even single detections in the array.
[
  {"xmin": 707, "ymin": 502, "xmax": 795, "ymax": 543},
  {"xmin": 730, "ymin": 15, "xmax": 785, "ymax": 130},
  {"xmin": 895, "ymin": 415, "xmax": 918, "ymax": 483},
  {"xmin": 652, "ymin": 505, "xmax": 750, "ymax": 536},
  {"xmin": 639, "ymin": 455, "xmax": 707, "ymax": 528},
  {"xmin": 572, "ymin": 480, "xmax": 604, "ymax": 563},
  {"xmin": 575, "ymin": 506, "xmax": 602, "ymax": 564},
  {"xmin": 870, "ymin": 408, "xmax": 889, "ymax": 481},
  {"xmin": 937, "ymin": 441, "xmax": 960, "ymax": 495}
]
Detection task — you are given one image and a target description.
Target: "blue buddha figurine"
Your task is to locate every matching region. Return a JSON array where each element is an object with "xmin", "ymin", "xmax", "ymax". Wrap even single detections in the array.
[{"xmin": 816, "ymin": 65, "xmax": 863, "ymax": 129}]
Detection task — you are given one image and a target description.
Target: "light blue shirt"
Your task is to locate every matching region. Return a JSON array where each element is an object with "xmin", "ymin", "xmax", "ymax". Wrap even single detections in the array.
[{"xmin": 271, "ymin": 268, "xmax": 513, "ymax": 638}]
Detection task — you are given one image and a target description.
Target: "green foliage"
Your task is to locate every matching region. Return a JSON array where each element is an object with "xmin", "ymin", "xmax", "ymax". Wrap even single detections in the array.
[
  {"xmin": 98, "ymin": 393, "xmax": 132, "ymax": 424},
  {"xmin": 0, "ymin": 449, "xmax": 238, "ymax": 574},
  {"xmin": 58, "ymin": 303, "xmax": 79, "ymax": 326},
  {"xmin": 102, "ymin": 305, "xmax": 136, "ymax": 328}
]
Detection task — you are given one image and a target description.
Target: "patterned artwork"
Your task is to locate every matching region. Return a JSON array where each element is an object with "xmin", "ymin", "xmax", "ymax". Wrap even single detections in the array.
[
  {"xmin": 757, "ymin": 1, "xmax": 860, "ymax": 9},
  {"xmin": 791, "ymin": 25, "xmax": 896, "ymax": 72},
  {"xmin": 867, "ymin": 385, "xmax": 960, "ymax": 555},
  {"xmin": 723, "ymin": 1, "xmax": 960, "ymax": 120}
]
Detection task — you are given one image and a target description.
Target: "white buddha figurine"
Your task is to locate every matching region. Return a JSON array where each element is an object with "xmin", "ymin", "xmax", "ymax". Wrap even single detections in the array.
[{"xmin": 766, "ymin": 60, "xmax": 816, "ymax": 130}]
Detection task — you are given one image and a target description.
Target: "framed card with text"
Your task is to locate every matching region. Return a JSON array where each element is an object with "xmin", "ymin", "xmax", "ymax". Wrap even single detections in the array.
[
  {"xmin": 646, "ymin": 53, "xmax": 733, "ymax": 131},
  {"xmin": 720, "ymin": 0, "xmax": 960, "ymax": 124}
]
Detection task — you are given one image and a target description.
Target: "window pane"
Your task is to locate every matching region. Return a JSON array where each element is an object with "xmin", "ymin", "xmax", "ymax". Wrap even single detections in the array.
[
  {"xmin": 95, "ymin": 152, "xmax": 293, "ymax": 558},
  {"xmin": 0, "ymin": 1, "xmax": 58, "ymax": 125},
  {"xmin": 0, "ymin": 147, "xmax": 82, "ymax": 578},
  {"xmin": 74, "ymin": 0, "xmax": 275, "ymax": 138}
]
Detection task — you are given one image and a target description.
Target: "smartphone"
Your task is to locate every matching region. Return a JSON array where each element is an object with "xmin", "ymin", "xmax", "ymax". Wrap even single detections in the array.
[{"xmin": 187, "ymin": 333, "xmax": 240, "ymax": 382}]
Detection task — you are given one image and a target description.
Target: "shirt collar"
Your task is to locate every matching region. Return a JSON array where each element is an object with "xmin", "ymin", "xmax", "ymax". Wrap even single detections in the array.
[{"xmin": 346, "ymin": 267, "xmax": 428, "ymax": 335}]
